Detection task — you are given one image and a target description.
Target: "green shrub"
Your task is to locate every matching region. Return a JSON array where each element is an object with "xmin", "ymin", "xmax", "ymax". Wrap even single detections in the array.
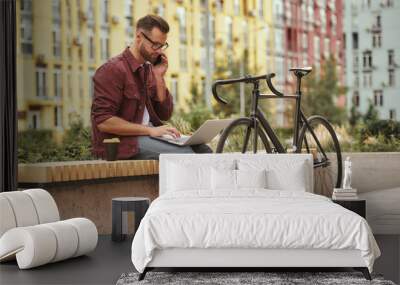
[
  {"xmin": 18, "ymin": 130, "xmax": 62, "ymax": 163},
  {"xmin": 18, "ymin": 119, "xmax": 94, "ymax": 163}
]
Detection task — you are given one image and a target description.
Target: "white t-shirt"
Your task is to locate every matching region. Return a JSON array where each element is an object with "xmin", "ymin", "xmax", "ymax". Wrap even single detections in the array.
[{"xmin": 142, "ymin": 106, "xmax": 153, "ymax": 127}]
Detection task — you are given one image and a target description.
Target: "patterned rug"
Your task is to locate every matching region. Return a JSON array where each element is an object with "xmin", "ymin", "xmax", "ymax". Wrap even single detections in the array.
[{"xmin": 116, "ymin": 271, "xmax": 396, "ymax": 285}]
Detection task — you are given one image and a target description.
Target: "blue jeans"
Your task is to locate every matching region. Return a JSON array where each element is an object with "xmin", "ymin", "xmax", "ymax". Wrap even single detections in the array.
[{"xmin": 132, "ymin": 136, "xmax": 213, "ymax": 160}]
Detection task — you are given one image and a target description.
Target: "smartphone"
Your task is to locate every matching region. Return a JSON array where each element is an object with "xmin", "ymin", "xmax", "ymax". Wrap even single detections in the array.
[{"xmin": 154, "ymin": 55, "xmax": 163, "ymax": 66}]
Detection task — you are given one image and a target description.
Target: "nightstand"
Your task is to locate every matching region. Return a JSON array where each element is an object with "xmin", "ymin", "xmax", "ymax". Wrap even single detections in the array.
[
  {"xmin": 332, "ymin": 199, "xmax": 366, "ymax": 218},
  {"xmin": 112, "ymin": 197, "xmax": 150, "ymax": 242}
]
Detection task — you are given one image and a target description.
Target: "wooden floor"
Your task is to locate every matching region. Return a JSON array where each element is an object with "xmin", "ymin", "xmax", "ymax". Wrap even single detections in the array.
[{"xmin": 0, "ymin": 235, "xmax": 133, "ymax": 285}]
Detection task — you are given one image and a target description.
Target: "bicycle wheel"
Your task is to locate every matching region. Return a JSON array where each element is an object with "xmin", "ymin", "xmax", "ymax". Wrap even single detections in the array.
[
  {"xmin": 297, "ymin": 115, "xmax": 342, "ymax": 197},
  {"xmin": 216, "ymin": 118, "xmax": 272, "ymax": 153}
]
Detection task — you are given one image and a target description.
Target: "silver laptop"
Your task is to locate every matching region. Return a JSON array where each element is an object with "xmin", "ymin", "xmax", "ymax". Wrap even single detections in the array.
[{"xmin": 151, "ymin": 119, "xmax": 234, "ymax": 146}]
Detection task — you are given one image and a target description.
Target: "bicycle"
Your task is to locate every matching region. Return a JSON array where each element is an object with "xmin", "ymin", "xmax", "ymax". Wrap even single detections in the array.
[{"xmin": 212, "ymin": 67, "xmax": 342, "ymax": 195}]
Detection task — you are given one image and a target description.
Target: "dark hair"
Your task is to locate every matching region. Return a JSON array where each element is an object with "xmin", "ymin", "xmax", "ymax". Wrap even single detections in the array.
[{"xmin": 136, "ymin": 15, "xmax": 169, "ymax": 34}]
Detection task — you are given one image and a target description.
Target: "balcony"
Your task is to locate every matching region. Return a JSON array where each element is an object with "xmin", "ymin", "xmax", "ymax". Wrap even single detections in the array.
[
  {"xmin": 370, "ymin": 24, "xmax": 381, "ymax": 33},
  {"xmin": 26, "ymin": 96, "xmax": 57, "ymax": 107}
]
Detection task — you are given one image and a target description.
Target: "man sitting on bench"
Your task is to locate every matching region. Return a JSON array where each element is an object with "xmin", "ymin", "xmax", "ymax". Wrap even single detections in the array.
[{"xmin": 91, "ymin": 15, "xmax": 211, "ymax": 160}]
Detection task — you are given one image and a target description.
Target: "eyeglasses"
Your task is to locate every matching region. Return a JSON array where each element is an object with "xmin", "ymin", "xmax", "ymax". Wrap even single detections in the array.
[{"xmin": 141, "ymin": 32, "xmax": 169, "ymax": 50}]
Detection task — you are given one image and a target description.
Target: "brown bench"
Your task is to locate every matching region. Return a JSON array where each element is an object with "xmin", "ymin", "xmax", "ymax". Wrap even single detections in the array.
[{"xmin": 18, "ymin": 160, "xmax": 159, "ymax": 183}]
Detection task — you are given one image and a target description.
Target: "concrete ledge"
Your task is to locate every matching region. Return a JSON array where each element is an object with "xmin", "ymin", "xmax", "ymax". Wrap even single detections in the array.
[
  {"xmin": 17, "ymin": 160, "xmax": 160, "ymax": 234},
  {"xmin": 343, "ymin": 152, "xmax": 400, "ymax": 194},
  {"xmin": 18, "ymin": 160, "xmax": 159, "ymax": 183}
]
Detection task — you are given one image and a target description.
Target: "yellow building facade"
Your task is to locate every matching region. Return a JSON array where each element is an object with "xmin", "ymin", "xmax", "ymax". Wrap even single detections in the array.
[{"xmin": 16, "ymin": 0, "xmax": 275, "ymax": 135}]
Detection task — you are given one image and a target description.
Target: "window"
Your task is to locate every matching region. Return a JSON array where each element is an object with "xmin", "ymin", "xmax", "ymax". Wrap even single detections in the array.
[
  {"xmin": 389, "ymin": 70, "xmax": 395, "ymax": 86},
  {"xmin": 100, "ymin": 0, "xmax": 108, "ymax": 25},
  {"xmin": 352, "ymin": 32, "xmax": 358, "ymax": 50},
  {"xmin": 157, "ymin": 3, "xmax": 165, "ymax": 18},
  {"xmin": 210, "ymin": 15, "xmax": 215, "ymax": 71},
  {"xmin": 302, "ymin": 33, "xmax": 308, "ymax": 50},
  {"xmin": 353, "ymin": 54, "xmax": 359, "ymax": 69},
  {"xmin": 372, "ymin": 33, "xmax": 381, "ymax": 48},
  {"xmin": 52, "ymin": 0, "xmax": 61, "ymax": 23},
  {"xmin": 373, "ymin": 90, "xmax": 383, "ymax": 106},
  {"xmin": 179, "ymin": 45, "xmax": 187, "ymax": 71},
  {"xmin": 52, "ymin": 29, "xmax": 61, "ymax": 58},
  {"xmin": 215, "ymin": 0, "xmax": 223, "ymax": 12},
  {"xmin": 363, "ymin": 51, "xmax": 372, "ymax": 68},
  {"xmin": 20, "ymin": 0, "xmax": 33, "ymax": 54},
  {"xmin": 170, "ymin": 77, "xmax": 178, "ymax": 103},
  {"xmin": 53, "ymin": 68, "xmax": 62, "ymax": 98},
  {"xmin": 258, "ymin": 0, "xmax": 264, "ymax": 17},
  {"xmin": 381, "ymin": 0, "xmax": 394, "ymax": 8},
  {"xmin": 88, "ymin": 33, "xmax": 95, "ymax": 61},
  {"xmin": 87, "ymin": 0, "xmax": 94, "ymax": 26},
  {"xmin": 275, "ymin": 29, "xmax": 283, "ymax": 51},
  {"xmin": 66, "ymin": 0, "xmax": 72, "ymax": 27},
  {"xmin": 67, "ymin": 70, "xmax": 72, "ymax": 99},
  {"xmin": 376, "ymin": 15, "xmax": 381, "ymax": 28},
  {"xmin": 79, "ymin": 69, "xmax": 83, "ymax": 99},
  {"xmin": 234, "ymin": 0, "xmax": 240, "ymax": 15},
  {"xmin": 125, "ymin": 0, "xmax": 134, "ymax": 42},
  {"xmin": 36, "ymin": 68, "xmax": 47, "ymax": 98},
  {"xmin": 177, "ymin": 7, "xmax": 187, "ymax": 44},
  {"xmin": 389, "ymin": 109, "xmax": 396, "ymax": 120},
  {"xmin": 388, "ymin": 50, "xmax": 394, "ymax": 66},
  {"xmin": 200, "ymin": 46, "xmax": 207, "ymax": 70},
  {"xmin": 89, "ymin": 69, "xmax": 95, "ymax": 98},
  {"xmin": 353, "ymin": 91, "xmax": 360, "ymax": 107},
  {"xmin": 314, "ymin": 36, "xmax": 320, "ymax": 60},
  {"xmin": 324, "ymin": 38, "xmax": 330, "ymax": 58},
  {"xmin": 28, "ymin": 111, "xmax": 40, "ymax": 129},
  {"xmin": 354, "ymin": 72, "xmax": 359, "ymax": 87},
  {"xmin": 287, "ymin": 28, "xmax": 294, "ymax": 51},
  {"xmin": 54, "ymin": 106, "xmax": 62, "ymax": 128},
  {"xmin": 320, "ymin": 8, "xmax": 326, "ymax": 33},
  {"xmin": 66, "ymin": 33, "xmax": 72, "ymax": 59},
  {"xmin": 363, "ymin": 72, "xmax": 372, "ymax": 87},
  {"xmin": 200, "ymin": 13, "xmax": 207, "ymax": 46},
  {"xmin": 226, "ymin": 16, "xmax": 233, "ymax": 49},
  {"xmin": 100, "ymin": 30, "xmax": 109, "ymax": 60},
  {"xmin": 51, "ymin": 1, "xmax": 61, "ymax": 58},
  {"xmin": 307, "ymin": 3, "xmax": 313, "ymax": 21}
]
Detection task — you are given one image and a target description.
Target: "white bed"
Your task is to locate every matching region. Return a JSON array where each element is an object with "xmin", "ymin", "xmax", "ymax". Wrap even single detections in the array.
[{"xmin": 131, "ymin": 154, "xmax": 380, "ymax": 280}]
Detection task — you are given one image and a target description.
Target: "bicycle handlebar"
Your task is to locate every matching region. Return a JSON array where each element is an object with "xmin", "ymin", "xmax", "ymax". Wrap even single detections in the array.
[
  {"xmin": 265, "ymin": 73, "xmax": 284, "ymax": 97},
  {"xmin": 212, "ymin": 73, "xmax": 284, "ymax": 104}
]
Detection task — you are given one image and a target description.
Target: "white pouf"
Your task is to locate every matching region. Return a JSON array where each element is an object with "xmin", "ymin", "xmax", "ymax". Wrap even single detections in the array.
[{"xmin": 0, "ymin": 189, "xmax": 98, "ymax": 269}]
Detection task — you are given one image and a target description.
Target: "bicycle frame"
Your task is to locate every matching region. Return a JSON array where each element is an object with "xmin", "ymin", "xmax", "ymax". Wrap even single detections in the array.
[
  {"xmin": 249, "ymin": 78, "xmax": 329, "ymax": 163},
  {"xmin": 212, "ymin": 71, "xmax": 331, "ymax": 166}
]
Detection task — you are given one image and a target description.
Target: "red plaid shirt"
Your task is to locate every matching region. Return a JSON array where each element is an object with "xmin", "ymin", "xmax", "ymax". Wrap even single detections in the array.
[{"xmin": 91, "ymin": 47, "xmax": 173, "ymax": 159}]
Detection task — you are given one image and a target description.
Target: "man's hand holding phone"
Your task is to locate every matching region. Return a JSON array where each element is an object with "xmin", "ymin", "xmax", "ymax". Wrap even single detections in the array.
[{"xmin": 153, "ymin": 53, "xmax": 168, "ymax": 77}]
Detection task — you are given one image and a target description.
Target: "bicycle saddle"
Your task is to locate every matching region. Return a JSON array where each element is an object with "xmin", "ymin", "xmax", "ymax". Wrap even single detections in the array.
[{"xmin": 289, "ymin": 66, "xmax": 312, "ymax": 77}]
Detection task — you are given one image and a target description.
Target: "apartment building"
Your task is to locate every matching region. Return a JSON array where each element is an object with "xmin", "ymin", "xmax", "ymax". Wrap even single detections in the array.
[
  {"xmin": 16, "ymin": 0, "xmax": 345, "ymax": 134},
  {"xmin": 16, "ymin": 0, "xmax": 276, "ymax": 133},
  {"xmin": 344, "ymin": 0, "xmax": 399, "ymax": 120}
]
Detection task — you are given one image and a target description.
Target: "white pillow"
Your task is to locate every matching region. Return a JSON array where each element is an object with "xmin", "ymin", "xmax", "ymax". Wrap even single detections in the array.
[
  {"xmin": 266, "ymin": 164, "xmax": 307, "ymax": 191},
  {"xmin": 167, "ymin": 160, "xmax": 236, "ymax": 192},
  {"xmin": 211, "ymin": 168, "xmax": 267, "ymax": 191},
  {"xmin": 211, "ymin": 168, "xmax": 236, "ymax": 190},
  {"xmin": 238, "ymin": 158, "xmax": 309, "ymax": 192},
  {"xmin": 237, "ymin": 169, "xmax": 267, "ymax": 189}
]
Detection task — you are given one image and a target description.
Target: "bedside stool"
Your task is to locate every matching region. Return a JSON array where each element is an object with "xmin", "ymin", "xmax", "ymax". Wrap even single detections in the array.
[
  {"xmin": 112, "ymin": 197, "xmax": 150, "ymax": 242},
  {"xmin": 333, "ymin": 199, "xmax": 366, "ymax": 218}
]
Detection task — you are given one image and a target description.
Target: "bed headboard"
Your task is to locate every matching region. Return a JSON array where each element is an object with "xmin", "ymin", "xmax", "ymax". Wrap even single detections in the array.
[{"xmin": 159, "ymin": 153, "xmax": 314, "ymax": 195}]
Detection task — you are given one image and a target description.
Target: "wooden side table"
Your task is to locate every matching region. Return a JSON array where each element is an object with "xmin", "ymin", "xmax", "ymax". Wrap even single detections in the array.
[
  {"xmin": 332, "ymin": 199, "xmax": 366, "ymax": 218},
  {"xmin": 112, "ymin": 197, "xmax": 150, "ymax": 242}
]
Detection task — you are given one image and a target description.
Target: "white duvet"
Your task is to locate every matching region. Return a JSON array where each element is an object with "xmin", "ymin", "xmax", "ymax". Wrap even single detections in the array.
[{"xmin": 131, "ymin": 190, "xmax": 380, "ymax": 273}]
